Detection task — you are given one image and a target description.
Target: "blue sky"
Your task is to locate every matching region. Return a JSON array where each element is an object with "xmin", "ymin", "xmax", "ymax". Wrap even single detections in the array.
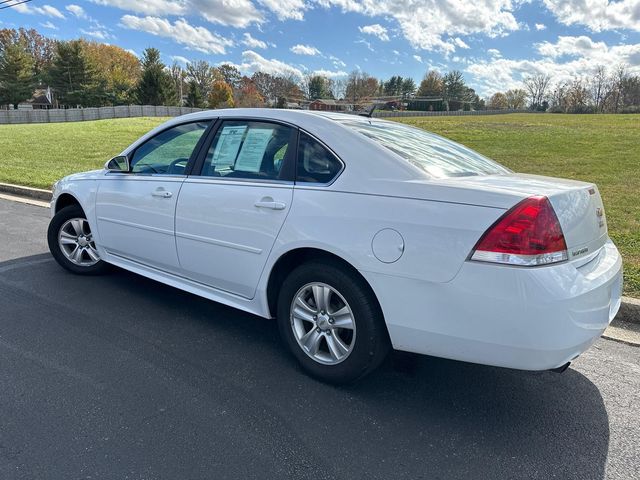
[{"xmin": 2, "ymin": 0, "xmax": 640, "ymax": 96}]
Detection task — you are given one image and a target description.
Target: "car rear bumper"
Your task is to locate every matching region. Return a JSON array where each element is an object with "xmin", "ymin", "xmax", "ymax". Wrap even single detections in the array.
[{"xmin": 362, "ymin": 239, "xmax": 623, "ymax": 370}]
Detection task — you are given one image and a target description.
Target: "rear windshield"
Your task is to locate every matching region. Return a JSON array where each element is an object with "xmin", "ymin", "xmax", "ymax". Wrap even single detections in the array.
[{"xmin": 336, "ymin": 118, "xmax": 510, "ymax": 178}]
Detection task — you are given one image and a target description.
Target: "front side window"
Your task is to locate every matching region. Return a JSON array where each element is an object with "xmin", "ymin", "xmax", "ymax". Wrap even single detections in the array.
[
  {"xmin": 130, "ymin": 121, "xmax": 210, "ymax": 175},
  {"xmin": 202, "ymin": 121, "xmax": 294, "ymax": 181},
  {"xmin": 336, "ymin": 118, "xmax": 510, "ymax": 179},
  {"xmin": 296, "ymin": 132, "xmax": 343, "ymax": 184}
]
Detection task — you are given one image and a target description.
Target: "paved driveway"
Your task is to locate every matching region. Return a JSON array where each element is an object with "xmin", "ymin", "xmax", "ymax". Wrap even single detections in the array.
[{"xmin": 0, "ymin": 198, "xmax": 638, "ymax": 479}]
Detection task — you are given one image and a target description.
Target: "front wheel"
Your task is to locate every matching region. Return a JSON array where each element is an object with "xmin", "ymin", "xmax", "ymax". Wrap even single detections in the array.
[
  {"xmin": 47, "ymin": 205, "xmax": 110, "ymax": 275},
  {"xmin": 277, "ymin": 261, "xmax": 390, "ymax": 384}
]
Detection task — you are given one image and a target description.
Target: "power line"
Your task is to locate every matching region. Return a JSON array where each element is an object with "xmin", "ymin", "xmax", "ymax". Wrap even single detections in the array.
[{"xmin": 0, "ymin": 0, "xmax": 34, "ymax": 10}]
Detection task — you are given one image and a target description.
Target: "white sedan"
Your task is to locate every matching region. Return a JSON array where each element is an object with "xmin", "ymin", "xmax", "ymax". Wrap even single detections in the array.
[{"xmin": 47, "ymin": 109, "xmax": 623, "ymax": 383}]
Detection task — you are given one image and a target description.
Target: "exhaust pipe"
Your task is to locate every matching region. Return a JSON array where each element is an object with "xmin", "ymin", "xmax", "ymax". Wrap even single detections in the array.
[{"xmin": 550, "ymin": 362, "xmax": 571, "ymax": 373}]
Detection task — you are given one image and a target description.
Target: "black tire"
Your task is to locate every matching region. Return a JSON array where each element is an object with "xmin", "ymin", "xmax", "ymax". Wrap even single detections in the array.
[
  {"xmin": 47, "ymin": 204, "xmax": 110, "ymax": 275},
  {"xmin": 277, "ymin": 260, "xmax": 390, "ymax": 384}
]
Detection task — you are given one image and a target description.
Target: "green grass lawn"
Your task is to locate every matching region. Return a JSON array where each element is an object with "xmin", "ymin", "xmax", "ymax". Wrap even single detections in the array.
[
  {"xmin": 0, "ymin": 117, "xmax": 169, "ymax": 189},
  {"xmin": 0, "ymin": 113, "xmax": 638, "ymax": 296}
]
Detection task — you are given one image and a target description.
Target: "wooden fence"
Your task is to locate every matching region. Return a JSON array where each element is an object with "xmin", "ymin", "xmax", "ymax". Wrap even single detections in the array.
[{"xmin": 0, "ymin": 105, "xmax": 204, "ymax": 124}]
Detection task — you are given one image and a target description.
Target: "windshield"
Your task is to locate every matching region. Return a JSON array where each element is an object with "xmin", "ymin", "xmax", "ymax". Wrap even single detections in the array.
[{"xmin": 336, "ymin": 118, "xmax": 511, "ymax": 178}]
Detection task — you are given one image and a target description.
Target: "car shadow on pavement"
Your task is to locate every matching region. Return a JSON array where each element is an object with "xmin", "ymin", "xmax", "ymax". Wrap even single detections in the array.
[{"xmin": 0, "ymin": 254, "xmax": 610, "ymax": 480}]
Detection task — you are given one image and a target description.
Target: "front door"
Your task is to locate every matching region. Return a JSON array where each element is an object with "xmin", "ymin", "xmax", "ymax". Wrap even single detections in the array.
[
  {"xmin": 175, "ymin": 120, "xmax": 296, "ymax": 298},
  {"xmin": 96, "ymin": 120, "xmax": 211, "ymax": 273}
]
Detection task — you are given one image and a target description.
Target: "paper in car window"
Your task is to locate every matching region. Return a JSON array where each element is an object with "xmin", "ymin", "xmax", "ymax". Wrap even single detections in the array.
[
  {"xmin": 234, "ymin": 128, "xmax": 274, "ymax": 172},
  {"xmin": 212, "ymin": 125, "xmax": 247, "ymax": 167}
]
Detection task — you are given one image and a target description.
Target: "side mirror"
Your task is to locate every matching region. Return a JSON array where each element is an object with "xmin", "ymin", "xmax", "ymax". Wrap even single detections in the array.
[{"xmin": 105, "ymin": 155, "xmax": 130, "ymax": 172}]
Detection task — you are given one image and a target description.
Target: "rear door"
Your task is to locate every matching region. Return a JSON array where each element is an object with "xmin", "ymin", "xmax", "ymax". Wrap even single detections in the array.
[
  {"xmin": 175, "ymin": 119, "xmax": 296, "ymax": 299},
  {"xmin": 95, "ymin": 120, "xmax": 211, "ymax": 273}
]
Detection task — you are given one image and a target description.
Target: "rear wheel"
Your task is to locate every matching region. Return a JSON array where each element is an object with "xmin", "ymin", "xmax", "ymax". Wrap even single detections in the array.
[
  {"xmin": 47, "ymin": 205, "xmax": 109, "ymax": 275},
  {"xmin": 277, "ymin": 261, "xmax": 389, "ymax": 383}
]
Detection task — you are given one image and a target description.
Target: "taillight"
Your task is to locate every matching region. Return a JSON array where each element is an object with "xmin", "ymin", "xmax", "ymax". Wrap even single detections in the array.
[{"xmin": 470, "ymin": 195, "xmax": 568, "ymax": 266}]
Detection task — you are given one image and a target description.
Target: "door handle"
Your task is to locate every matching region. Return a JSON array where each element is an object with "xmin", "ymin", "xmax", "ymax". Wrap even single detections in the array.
[
  {"xmin": 254, "ymin": 199, "xmax": 286, "ymax": 210},
  {"xmin": 152, "ymin": 189, "xmax": 172, "ymax": 198}
]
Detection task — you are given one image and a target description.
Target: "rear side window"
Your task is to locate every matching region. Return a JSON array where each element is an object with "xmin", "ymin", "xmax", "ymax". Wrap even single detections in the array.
[
  {"xmin": 336, "ymin": 119, "xmax": 510, "ymax": 179},
  {"xmin": 202, "ymin": 121, "xmax": 294, "ymax": 181},
  {"xmin": 296, "ymin": 132, "xmax": 343, "ymax": 184}
]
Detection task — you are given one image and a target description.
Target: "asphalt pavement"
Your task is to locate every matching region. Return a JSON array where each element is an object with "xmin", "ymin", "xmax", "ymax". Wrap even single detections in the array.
[{"xmin": 0, "ymin": 198, "xmax": 638, "ymax": 480}]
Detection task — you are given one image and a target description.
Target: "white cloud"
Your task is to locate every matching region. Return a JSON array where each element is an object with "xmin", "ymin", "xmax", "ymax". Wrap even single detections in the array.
[
  {"xmin": 537, "ymin": 35, "xmax": 608, "ymax": 58},
  {"xmin": 258, "ymin": 0, "xmax": 307, "ymax": 20},
  {"xmin": 12, "ymin": 3, "xmax": 65, "ymax": 19},
  {"xmin": 191, "ymin": 0, "xmax": 262, "ymax": 28},
  {"xmin": 171, "ymin": 55, "xmax": 191, "ymax": 65},
  {"xmin": 535, "ymin": 23, "xmax": 547, "ymax": 30},
  {"xmin": 320, "ymin": 0, "xmax": 520, "ymax": 54},
  {"xmin": 413, "ymin": 54, "xmax": 423, "ymax": 62},
  {"xmin": 242, "ymin": 32, "xmax": 268, "ymax": 49},
  {"xmin": 312, "ymin": 69, "xmax": 348, "ymax": 78},
  {"xmin": 487, "ymin": 48, "xmax": 502, "ymax": 57},
  {"xmin": 66, "ymin": 4, "xmax": 88, "ymax": 19},
  {"xmin": 466, "ymin": 35, "xmax": 640, "ymax": 96},
  {"xmin": 91, "ymin": 0, "xmax": 262, "ymax": 28},
  {"xmin": 126, "ymin": 49, "xmax": 138, "ymax": 57},
  {"xmin": 90, "ymin": 0, "xmax": 186, "ymax": 15},
  {"xmin": 40, "ymin": 21, "xmax": 58, "ymax": 30},
  {"xmin": 543, "ymin": 0, "xmax": 640, "ymax": 32},
  {"xmin": 453, "ymin": 37, "xmax": 470, "ymax": 49},
  {"xmin": 236, "ymin": 50, "xmax": 304, "ymax": 78},
  {"xmin": 359, "ymin": 24, "xmax": 390, "ymax": 41},
  {"xmin": 290, "ymin": 44, "xmax": 321, "ymax": 55},
  {"xmin": 80, "ymin": 28, "xmax": 113, "ymax": 40},
  {"xmin": 119, "ymin": 15, "xmax": 233, "ymax": 55},
  {"xmin": 329, "ymin": 55, "xmax": 346, "ymax": 67}
]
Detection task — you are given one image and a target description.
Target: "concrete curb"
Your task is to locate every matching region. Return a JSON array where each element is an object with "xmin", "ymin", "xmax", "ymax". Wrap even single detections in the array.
[
  {"xmin": 0, "ymin": 181, "xmax": 639, "ymax": 327},
  {"xmin": 618, "ymin": 296, "xmax": 640, "ymax": 325},
  {"xmin": 0, "ymin": 182, "xmax": 52, "ymax": 202}
]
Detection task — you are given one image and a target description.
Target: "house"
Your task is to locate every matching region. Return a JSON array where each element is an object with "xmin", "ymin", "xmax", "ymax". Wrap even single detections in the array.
[{"xmin": 309, "ymin": 99, "xmax": 345, "ymax": 111}]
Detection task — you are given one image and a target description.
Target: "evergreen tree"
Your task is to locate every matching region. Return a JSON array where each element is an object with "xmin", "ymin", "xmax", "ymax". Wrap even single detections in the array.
[
  {"xmin": 185, "ymin": 79, "xmax": 205, "ymax": 108},
  {"xmin": 48, "ymin": 40, "xmax": 104, "ymax": 107},
  {"xmin": 135, "ymin": 48, "xmax": 178, "ymax": 106},
  {"xmin": 0, "ymin": 40, "xmax": 36, "ymax": 109}
]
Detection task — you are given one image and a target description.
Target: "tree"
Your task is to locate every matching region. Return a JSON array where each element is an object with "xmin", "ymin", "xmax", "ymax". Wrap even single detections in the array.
[
  {"xmin": 234, "ymin": 76, "xmax": 264, "ymax": 107},
  {"xmin": 589, "ymin": 65, "xmax": 611, "ymax": 113},
  {"xmin": 442, "ymin": 71, "xmax": 466, "ymax": 110},
  {"xmin": 252, "ymin": 71, "xmax": 278, "ymax": 105},
  {"xmin": 488, "ymin": 92, "xmax": 508, "ymax": 109},
  {"xmin": 208, "ymin": 80, "xmax": 234, "ymax": 108},
  {"xmin": 417, "ymin": 70, "xmax": 443, "ymax": 97},
  {"xmin": 48, "ymin": 40, "xmax": 104, "ymax": 107},
  {"xmin": 135, "ymin": 47, "xmax": 178, "ymax": 106},
  {"xmin": 217, "ymin": 63, "xmax": 241, "ymax": 90},
  {"xmin": 82, "ymin": 40, "xmax": 140, "ymax": 105},
  {"xmin": 307, "ymin": 75, "xmax": 332, "ymax": 100},
  {"xmin": 504, "ymin": 89, "xmax": 527, "ymax": 109},
  {"xmin": 383, "ymin": 75, "xmax": 404, "ymax": 96},
  {"xmin": 0, "ymin": 28, "xmax": 54, "ymax": 77},
  {"xmin": 0, "ymin": 40, "xmax": 36, "ymax": 108},
  {"xmin": 523, "ymin": 74, "xmax": 551, "ymax": 111},
  {"xmin": 345, "ymin": 70, "xmax": 378, "ymax": 104},
  {"xmin": 169, "ymin": 62, "xmax": 187, "ymax": 106},
  {"xmin": 401, "ymin": 78, "xmax": 416, "ymax": 98},
  {"xmin": 185, "ymin": 79, "xmax": 205, "ymax": 108},
  {"xmin": 186, "ymin": 60, "xmax": 217, "ymax": 99}
]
